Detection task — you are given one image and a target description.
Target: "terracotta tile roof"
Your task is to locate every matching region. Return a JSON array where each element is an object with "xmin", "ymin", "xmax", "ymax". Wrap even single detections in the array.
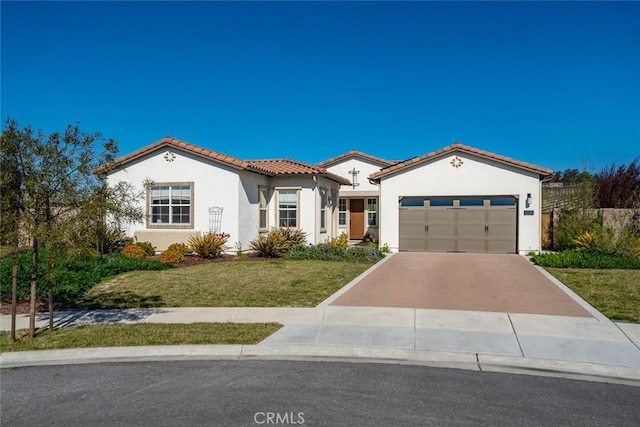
[
  {"xmin": 317, "ymin": 150, "xmax": 395, "ymax": 168},
  {"xmin": 369, "ymin": 142, "xmax": 553, "ymax": 180},
  {"xmin": 97, "ymin": 136, "xmax": 248, "ymax": 172},
  {"xmin": 98, "ymin": 136, "xmax": 351, "ymax": 184},
  {"xmin": 248, "ymin": 159, "xmax": 351, "ymax": 185}
]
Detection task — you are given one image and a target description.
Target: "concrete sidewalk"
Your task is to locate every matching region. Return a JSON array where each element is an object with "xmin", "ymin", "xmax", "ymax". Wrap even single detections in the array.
[
  {"xmin": 2, "ymin": 305, "xmax": 640, "ymax": 384},
  {"xmin": 2, "ymin": 252, "xmax": 639, "ymax": 383}
]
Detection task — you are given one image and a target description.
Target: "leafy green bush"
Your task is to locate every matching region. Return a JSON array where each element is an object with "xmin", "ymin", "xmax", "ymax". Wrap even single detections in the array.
[
  {"xmin": 249, "ymin": 227, "xmax": 308, "ymax": 258},
  {"xmin": 122, "ymin": 243, "xmax": 146, "ymax": 259},
  {"xmin": 158, "ymin": 249, "xmax": 185, "ymax": 264},
  {"xmin": 285, "ymin": 244, "xmax": 384, "ymax": 263},
  {"xmin": 99, "ymin": 228, "xmax": 133, "ymax": 254},
  {"xmin": 166, "ymin": 243, "xmax": 190, "ymax": 256},
  {"xmin": 555, "ymin": 210, "xmax": 602, "ymax": 251},
  {"xmin": 0, "ymin": 249, "xmax": 171, "ymax": 305},
  {"xmin": 135, "ymin": 241, "xmax": 156, "ymax": 256},
  {"xmin": 188, "ymin": 232, "xmax": 230, "ymax": 259},
  {"xmin": 531, "ymin": 250, "xmax": 640, "ymax": 269}
]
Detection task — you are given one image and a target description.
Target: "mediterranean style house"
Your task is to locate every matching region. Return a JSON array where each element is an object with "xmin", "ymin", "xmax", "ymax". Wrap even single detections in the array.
[{"xmin": 102, "ymin": 137, "xmax": 552, "ymax": 254}]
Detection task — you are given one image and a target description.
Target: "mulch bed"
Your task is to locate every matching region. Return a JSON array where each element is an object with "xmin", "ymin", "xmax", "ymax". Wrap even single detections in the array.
[{"xmin": 0, "ymin": 253, "xmax": 279, "ymax": 315}]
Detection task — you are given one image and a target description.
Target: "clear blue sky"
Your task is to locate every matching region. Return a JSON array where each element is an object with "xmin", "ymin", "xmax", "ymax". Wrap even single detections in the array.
[{"xmin": 2, "ymin": 1, "xmax": 638, "ymax": 173}]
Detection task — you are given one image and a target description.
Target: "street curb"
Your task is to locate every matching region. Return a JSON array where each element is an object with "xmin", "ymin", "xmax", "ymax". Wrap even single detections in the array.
[{"xmin": 2, "ymin": 344, "xmax": 639, "ymax": 387}]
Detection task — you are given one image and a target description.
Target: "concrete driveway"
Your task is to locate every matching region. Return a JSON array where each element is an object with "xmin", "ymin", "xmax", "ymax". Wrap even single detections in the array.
[{"xmin": 330, "ymin": 252, "xmax": 592, "ymax": 318}]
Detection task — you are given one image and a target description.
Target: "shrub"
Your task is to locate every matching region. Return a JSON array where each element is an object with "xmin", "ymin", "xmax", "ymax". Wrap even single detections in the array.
[
  {"xmin": 572, "ymin": 231, "xmax": 597, "ymax": 250},
  {"xmin": 250, "ymin": 231, "xmax": 288, "ymax": 258},
  {"xmin": 135, "ymin": 241, "xmax": 156, "ymax": 257},
  {"xmin": 285, "ymin": 244, "xmax": 384, "ymax": 263},
  {"xmin": 381, "ymin": 243, "xmax": 390, "ymax": 253},
  {"xmin": 166, "ymin": 242, "xmax": 190, "ymax": 256},
  {"xmin": 531, "ymin": 250, "xmax": 640, "ymax": 269},
  {"xmin": 249, "ymin": 227, "xmax": 307, "ymax": 258},
  {"xmin": 0, "ymin": 249, "xmax": 171, "ymax": 305},
  {"xmin": 555, "ymin": 210, "xmax": 602, "ymax": 251},
  {"xmin": 122, "ymin": 244, "xmax": 146, "ymax": 259},
  {"xmin": 99, "ymin": 228, "xmax": 133, "ymax": 254},
  {"xmin": 158, "ymin": 249, "xmax": 185, "ymax": 264},
  {"xmin": 277, "ymin": 227, "xmax": 307, "ymax": 247},
  {"xmin": 188, "ymin": 232, "xmax": 230, "ymax": 259},
  {"xmin": 328, "ymin": 232, "xmax": 349, "ymax": 249}
]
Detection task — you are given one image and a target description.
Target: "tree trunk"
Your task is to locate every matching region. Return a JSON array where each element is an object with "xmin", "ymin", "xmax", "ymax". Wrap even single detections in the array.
[
  {"xmin": 10, "ymin": 242, "xmax": 19, "ymax": 342},
  {"xmin": 47, "ymin": 247, "xmax": 54, "ymax": 330},
  {"xmin": 29, "ymin": 238, "xmax": 38, "ymax": 339}
]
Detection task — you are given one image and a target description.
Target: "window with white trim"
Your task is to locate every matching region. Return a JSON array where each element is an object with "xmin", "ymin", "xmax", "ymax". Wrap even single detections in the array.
[
  {"xmin": 278, "ymin": 189, "xmax": 298, "ymax": 228},
  {"xmin": 149, "ymin": 183, "xmax": 193, "ymax": 228},
  {"xmin": 320, "ymin": 188, "xmax": 328, "ymax": 231},
  {"xmin": 259, "ymin": 187, "xmax": 269, "ymax": 230},
  {"xmin": 367, "ymin": 198, "xmax": 377, "ymax": 226},
  {"xmin": 338, "ymin": 198, "xmax": 347, "ymax": 226}
]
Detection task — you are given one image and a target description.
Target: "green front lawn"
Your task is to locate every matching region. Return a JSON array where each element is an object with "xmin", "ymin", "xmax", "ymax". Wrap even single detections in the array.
[
  {"xmin": 546, "ymin": 268, "xmax": 640, "ymax": 323},
  {"xmin": 0, "ymin": 322, "xmax": 282, "ymax": 352},
  {"xmin": 81, "ymin": 260, "xmax": 371, "ymax": 308}
]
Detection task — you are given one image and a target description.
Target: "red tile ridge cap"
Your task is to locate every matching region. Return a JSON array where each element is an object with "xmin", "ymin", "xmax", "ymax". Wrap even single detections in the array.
[
  {"xmin": 369, "ymin": 142, "xmax": 553, "ymax": 179},
  {"xmin": 317, "ymin": 150, "xmax": 394, "ymax": 167}
]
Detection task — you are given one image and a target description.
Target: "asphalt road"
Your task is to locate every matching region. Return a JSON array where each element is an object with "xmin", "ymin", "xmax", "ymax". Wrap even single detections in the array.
[{"xmin": 2, "ymin": 360, "xmax": 639, "ymax": 426}]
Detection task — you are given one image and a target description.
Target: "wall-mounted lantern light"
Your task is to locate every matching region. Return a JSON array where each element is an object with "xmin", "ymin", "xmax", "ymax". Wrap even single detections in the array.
[{"xmin": 526, "ymin": 193, "xmax": 532, "ymax": 208}]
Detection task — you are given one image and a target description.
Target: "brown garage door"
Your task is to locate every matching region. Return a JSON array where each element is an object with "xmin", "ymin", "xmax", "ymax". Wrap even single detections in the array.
[{"xmin": 399, "ymin": 196, "xmax": 517, "ymax": 253}]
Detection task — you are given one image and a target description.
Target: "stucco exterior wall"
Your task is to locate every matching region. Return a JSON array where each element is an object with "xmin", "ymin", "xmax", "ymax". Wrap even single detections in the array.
[
  {"xmin": 378, "ymin": 152, "xmax": 542, "ymax": 254},
  {"xmin": 325, "ymin": 158, "xmax": 384, "ymax": 196},
  {"xmin": 238, "ymin": 171, "xmax": 270, "ymax": 251},
  {"xmin": 106, "ymin": 147, "xmax": 241, "ymax": 251},
  {"xmin": 325, "ymin": 157, "xmax": 384, "ymax": 239},
  {"xmin": 268, "ymin": 176, "xmax": 340, "ymax": 245}
]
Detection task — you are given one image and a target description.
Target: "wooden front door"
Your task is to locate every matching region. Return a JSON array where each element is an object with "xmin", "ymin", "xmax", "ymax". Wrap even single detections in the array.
[{"xmin": 349, "ymin": 199, "xmax": 365, "ymax": 239}]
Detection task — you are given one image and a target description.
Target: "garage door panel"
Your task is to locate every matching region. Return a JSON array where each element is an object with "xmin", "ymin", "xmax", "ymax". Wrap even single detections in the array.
[
  {"xmin": 400, "ymin": 209, "xmax": 426, "ymax": 222},
  {"xmin": 488, "ymin": 224, "xmax": 516, "ymax": 239},
  {"xmin": 457, "ymin": 224, "xmax": 486, "ymax": 239},
  {"xmin": 400, "ymin": 237, "xmax": 427, "ymax": 251},
  {"xmin": 487, "ymin": 209, "xmax": 516, "ymax": 223},
  {"xmin": 426, "ymin": 209, "xmax": 456, "ymax": 223},
  {"xmin": 426, "ymin": 239, "xmax": 455, "ymax": 252},
  {"xmin": 457, "ymin": 210, "xmax": 485, "ymax": 223},
  {"xmin": 457, "ymin": 239, "xmax": 486, "ymax": 253},
  {"xmin": 488, "ymin": 239, "xmax": 516, "ymax": 253},
  {"xmin": 427, "ymin": 224, "xmax": 455, "ymax": 239},
  {"xmin": 399, "ymin": 196, "xmax": 518, "ymax": 254}
]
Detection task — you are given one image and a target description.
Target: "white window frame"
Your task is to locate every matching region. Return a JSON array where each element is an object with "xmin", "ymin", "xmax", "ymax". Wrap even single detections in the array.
[
  {"xmin": 258, "ymin": 186, "xmax": 269, "ymax": 231},
  {"xmin": 277, "ymin": 188, "xmax": 299, "ymax": 228},
  {"xmin": 320, "ymin": 188, "xmax": 328, "ymax": 232},
  {"xmin": 147, "ymin": 182, "xmax": 194, "ymax": 229},
  {"xmin": 367, "ymin": 198, "xmax": 377, "ymax": 227},
  {"xmin": 338, "ymin": 198, "xmax": 347, "ymax": 226}
]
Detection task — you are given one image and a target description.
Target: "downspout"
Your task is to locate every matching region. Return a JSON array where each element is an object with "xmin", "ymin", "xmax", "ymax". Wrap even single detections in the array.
[{"xmin": 369, "ymin": 177, "xmax": 382, "ymax": 248}]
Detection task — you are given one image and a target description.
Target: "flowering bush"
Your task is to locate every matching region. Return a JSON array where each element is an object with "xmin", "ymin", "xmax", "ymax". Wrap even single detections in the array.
[
  {"xmin": 188, "ymin": 232, "xmax": 230, "ymax": 259},
  {"xmin": 122, "ymin": 243, "xmax": 146, "ymax": 259},
  {"xmin": 166, "ymin": 242, "xmax": 190, "ymax": 256},
  {"xmin": 158, "ymin": 249, "xmax": 185, "ymax": 264}
]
